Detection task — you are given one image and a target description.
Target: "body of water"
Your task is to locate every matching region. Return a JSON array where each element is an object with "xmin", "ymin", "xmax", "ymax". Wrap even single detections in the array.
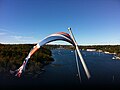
[{"xmin": 1, "ymin": 49, "xmax": 120, "ymax": 89}]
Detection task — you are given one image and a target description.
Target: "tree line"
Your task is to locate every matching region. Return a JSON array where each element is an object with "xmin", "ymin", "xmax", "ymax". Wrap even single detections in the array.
[{"xmin": 45, "ymin": 44, "xmax": 120, "ymax": 57}]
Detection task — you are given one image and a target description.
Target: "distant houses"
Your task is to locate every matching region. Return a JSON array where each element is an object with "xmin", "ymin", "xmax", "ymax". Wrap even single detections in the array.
[
  {"xmin": 97, "ymin": 50, "xmax": 102, "ymax": 52},
  {"xmin": 86, "ymin": 49, "xmax": 96, "ymax": 51},
  {"xmin": 104, "ymin": 51, "xmax": 110, "ymax": 54},
  {"xmin": 85, "ymin": 48, "xmax": 120, "ymax": 60},
  {"xmin": 86, "ymin": 49, "xmax": 102, "ymax": 52}
]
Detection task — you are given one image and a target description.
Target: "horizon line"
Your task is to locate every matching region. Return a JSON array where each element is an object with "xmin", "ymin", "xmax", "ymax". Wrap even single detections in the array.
[{"xmin": 0, "ymin": 43, "xmax": 120, "ymax": 46}]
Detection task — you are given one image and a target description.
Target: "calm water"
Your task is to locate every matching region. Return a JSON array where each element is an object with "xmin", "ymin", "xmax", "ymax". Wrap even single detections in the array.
[{"xmin": 1, "ymin": 49, "xmax": 120, "ymax": 89}]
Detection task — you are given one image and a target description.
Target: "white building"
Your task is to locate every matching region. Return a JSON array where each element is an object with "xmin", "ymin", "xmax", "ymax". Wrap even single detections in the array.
[{"xmin": 86, "ymin": 49, "xmax": 96, "ymax": 51}]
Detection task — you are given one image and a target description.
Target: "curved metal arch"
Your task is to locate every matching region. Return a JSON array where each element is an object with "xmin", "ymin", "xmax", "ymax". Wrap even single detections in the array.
[
  {"xmin": 13, "ymin": 32, "xmax": 76, "ymax": 77},
  {"xmin": 11, "ymin": 31, "xmax": 90, "ymax": 81}
]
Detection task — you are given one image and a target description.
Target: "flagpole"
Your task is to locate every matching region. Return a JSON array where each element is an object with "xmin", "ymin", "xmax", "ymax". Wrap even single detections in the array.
[
  {"xmin": 75, "ymin": 49, "xmax": 81, "ymax": 82},
  {"xmin": 68, "ymin": 27, "xmax": 90, "ymax": 79}
]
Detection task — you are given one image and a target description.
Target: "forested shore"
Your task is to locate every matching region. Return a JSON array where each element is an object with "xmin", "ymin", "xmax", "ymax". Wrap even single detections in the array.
[
  {"xmin": 0, "ymin": 44, "xmax": 54, "ymax": 75},
  {"xmin": 45, "ymin": 44, "xmax": 120, "ymax": 58}
]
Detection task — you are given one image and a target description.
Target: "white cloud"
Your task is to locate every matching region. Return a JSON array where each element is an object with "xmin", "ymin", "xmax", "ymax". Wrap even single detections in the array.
[
  {"xmin": 0, "ymin": 28, "xmax": 7, "ymax": 31},
  {"xmin": 11, "ymin": 35, "xmax": 33, "ymax": 39},
  {"xmin": 0, "ymin": 32, "xmax": 6, "ymax": 35},
  {"xmin": 8, "ymin": 35, "xmax": 36, "ymax": 44},
  {"xmin": 11, "ymin": 36, "xmax": 22, "ymax": 39},
  {"xmin": 0, "ymin": 28, "xmax": 37, "ymax": 44},
  {"xmin": 0, "ymin": 28, "xmax": 18, "ymax": 35}
]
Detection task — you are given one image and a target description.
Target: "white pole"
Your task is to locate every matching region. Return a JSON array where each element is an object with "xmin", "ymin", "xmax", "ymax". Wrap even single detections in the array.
[
  {"xmin": 75, "ymin": 49, "xmax": 81, "ymax": 82},
  {"xmin": 68, "ymin": 27, "xmax": 90, "ymax": 79}
]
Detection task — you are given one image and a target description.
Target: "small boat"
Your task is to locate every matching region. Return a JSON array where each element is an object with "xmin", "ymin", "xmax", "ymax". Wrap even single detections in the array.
[
  {"xmin": 112, "ymin": 56, "xmax": 120, "ymax": 60},
  {"xmin": 71, "ymin": 50, "xmax": 73, "ymax": 52}
]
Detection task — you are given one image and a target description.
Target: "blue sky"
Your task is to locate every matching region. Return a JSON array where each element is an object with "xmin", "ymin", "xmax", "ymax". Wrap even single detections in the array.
[{"xmin": 0, "ymin": 0, "xmax": 120, "ymax": 45}]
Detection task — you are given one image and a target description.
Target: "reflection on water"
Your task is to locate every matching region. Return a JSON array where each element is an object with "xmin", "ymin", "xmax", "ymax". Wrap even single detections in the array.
[{"xmin": 1, "ymin": 49, "xmax": 120, "ymax": 89}]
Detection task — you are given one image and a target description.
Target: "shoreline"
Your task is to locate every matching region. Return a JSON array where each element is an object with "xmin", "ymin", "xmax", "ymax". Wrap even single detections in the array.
[{"xmin": 86, "ymin": 49, "xmax": 120, "ymax": 60}]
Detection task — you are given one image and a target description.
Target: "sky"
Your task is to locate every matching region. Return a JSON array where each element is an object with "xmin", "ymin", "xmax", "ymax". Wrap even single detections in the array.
[{"xmin": 0, "ymin": 0, "xmax": 120, "ymax": 45}]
